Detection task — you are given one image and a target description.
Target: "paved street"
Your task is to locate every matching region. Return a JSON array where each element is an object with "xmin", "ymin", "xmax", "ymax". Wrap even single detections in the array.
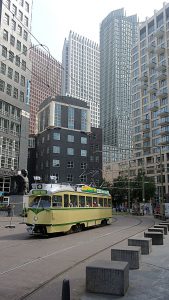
[{"xmin": 1, "ymin": 215, "xmax": 168, "ymax": 299}]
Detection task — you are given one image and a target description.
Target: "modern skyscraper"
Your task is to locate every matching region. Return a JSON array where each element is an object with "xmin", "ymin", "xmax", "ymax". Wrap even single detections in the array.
[
  {"xmin": 131, "ymin": 2, "xmax": 169, "ymax": 198},
  {"xmin": 29, "ymin": 45, "xmax": 62, "ymax": 134},
  {"xmin": 100, "ymin": 8, "xmax": 138, "ymax": 162},
  {"xmin": 62, "ymin": 31, "xmax": 100, "ymax": 128},
  {"xmin": 0, "ymin": 0, "xmax": 32, "ymax": 193}
]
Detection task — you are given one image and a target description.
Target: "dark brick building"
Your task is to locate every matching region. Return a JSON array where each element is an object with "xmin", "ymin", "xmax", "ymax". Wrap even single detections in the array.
[{"xmin": 28, "ymin": 95, "xmax": 102, "ymax": 186}]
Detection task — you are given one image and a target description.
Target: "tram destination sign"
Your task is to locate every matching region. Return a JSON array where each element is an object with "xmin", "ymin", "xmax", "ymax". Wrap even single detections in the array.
[{"xmin": 32, "ymin": 190, "xmax": 47, "ymax": 195}]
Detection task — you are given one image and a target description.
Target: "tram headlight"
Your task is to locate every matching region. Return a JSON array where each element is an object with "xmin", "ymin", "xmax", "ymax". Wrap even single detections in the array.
[{"xmin": 34, "ymin": 216, "xmax": 38, "ymax": 221}]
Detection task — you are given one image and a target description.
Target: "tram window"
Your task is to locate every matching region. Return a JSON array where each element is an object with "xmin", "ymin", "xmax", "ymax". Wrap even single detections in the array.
[
  {"xmin": 79, "ymin": 196, "xmax": 85, "ymax": 207},
  {"xmin": 86, "ymin": 196, "xmax": 92, "ymax": 207},
  {"xmin": 108, "ymin": 199, "xmax": 112, "ymax": 207},
  {"xmin": 104, "ymin": 198, "xmax": 108, "ymax": 207},
  {"xmin": 93, "ymin": 197, "xmax": 98, "ymax": 207},
  {"xmin": 30, "ymin": 196, "xmax": 51, "ymax": 208},
  {"xmin": 98, "ymin": 198, "xmax": 103, "ymax": 207},
  {"xmin": 64, "ymin": 194, "xmax": 69, "ymax": 207},
  {"xmin": 70, "ymin": 195, "xmax": 77, "ymax": 207},
  {"xmin": 52, "ymin": 195, "xmax": 62, "ymax": 207}
]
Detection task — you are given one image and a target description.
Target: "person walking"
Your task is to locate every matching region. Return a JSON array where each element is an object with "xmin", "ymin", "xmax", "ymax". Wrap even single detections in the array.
[{"xmin": 7, "ymin": 204, "xmax": 11, "ymax": 217}]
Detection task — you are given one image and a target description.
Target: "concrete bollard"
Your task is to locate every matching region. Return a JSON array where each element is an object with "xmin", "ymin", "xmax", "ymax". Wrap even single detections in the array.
[
  {"xmin": 128, "ymin": 237, "xmax": 152, "ymax": 255},
  {"xmin": 159, "ymin": 222, "xmax": 169, "ymax": 230},
  {"xmin": 154, "ymin": 225, "xmax": 168, "ymax": 235},
  {"xmin": 86, "ymin": 260, "xmax": 129, "ymax": 296},
  {"xmin": 144, "ymin": 231, "xmax": 163, "ymax": 245},
  {"xmin": 111, "ymin": 246, "xmax": 141, "ymax": 269},
  {"xmin": 148, "ymin": 227, "xmax": 164, "ymax": 236},
  {"xmin": 62, "ymin": 279, "xmax": 70, "ymax": 300}
]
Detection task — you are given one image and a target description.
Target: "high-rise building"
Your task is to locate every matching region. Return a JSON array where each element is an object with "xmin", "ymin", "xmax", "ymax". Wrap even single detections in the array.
[
  {"xmin": 100, "ymin": 8, "xmax": 138, "ymax": 162},
  {"xmin": 0, "ymin": 0, "xmax": 33, "ymax": 193},
  {"xmin": 131, "ymin": 2, "xmax": 169, "ymax": 198},
  {"xmin": 62, "ymin": 31, "xmax": 100, "ymax": 128},
  {"xmin": 29, "ymin": 46, "xmax": 62, "ymax": 134}
]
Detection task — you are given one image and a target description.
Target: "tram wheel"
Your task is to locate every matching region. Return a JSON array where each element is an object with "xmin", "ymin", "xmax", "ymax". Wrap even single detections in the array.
[{"xmin": 101, "ymin": 219, "xmax": 107, "ymax": 226}]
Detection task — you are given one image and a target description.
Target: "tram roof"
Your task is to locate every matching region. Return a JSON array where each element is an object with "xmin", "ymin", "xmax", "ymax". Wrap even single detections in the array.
[{"xmin": 29, "ymin": 183, "xmax": 111, "ymax": 196}]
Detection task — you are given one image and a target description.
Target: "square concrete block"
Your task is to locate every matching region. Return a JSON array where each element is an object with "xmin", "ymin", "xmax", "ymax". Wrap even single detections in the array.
[
  {"xmin": 86, "ymin": 260, "xmax": 129, "ymax": 296},
  {"xmin": 159, "ymin": 222, "xmax": 169, "ymax": 230},
  {"xmin": 111, "ymin": 246, "xmax": 141, "ymax": 269},
  {"xmin": 128, "ymin": 237, "xmax": 152, "ymax": 255},
  {"xmin": 148, "ymin": 227, "xmax": 164, "ymax": 236},
  {"xmin": 144, "ymin": 231, "xmax": 163, "ymax": 245},
  {"xmin": 154, "ymin": 225, "xmax": 168, "ymax": 235}
]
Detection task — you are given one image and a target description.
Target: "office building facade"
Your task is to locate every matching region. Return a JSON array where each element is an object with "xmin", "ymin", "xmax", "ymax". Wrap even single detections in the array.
[
  {"xmin": 29, "ymin": 45, "xmax": 62, "ymax": 134},
  {"xmin": 0, "ymin": 0, "xmax": 32, "ymax": 193},
  {"xmin": 28, "ymin": 95, "xmax": 102, "ymax": 186},
  {"xmin": 100, "ymin": 8, "xmax": 138, "ymax": 162},
  {"xmin": 62, "ymin": 31, "xmax": 100, "ymax": 128},
  {"xmin": 131, "ymin": 3, "xmax": 169, "ymax": 197}
]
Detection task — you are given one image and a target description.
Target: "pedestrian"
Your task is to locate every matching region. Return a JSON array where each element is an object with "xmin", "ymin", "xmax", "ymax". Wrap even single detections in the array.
[{"xmin": 7, "ymin": 204, "xmax": 11, "ymax": 217}]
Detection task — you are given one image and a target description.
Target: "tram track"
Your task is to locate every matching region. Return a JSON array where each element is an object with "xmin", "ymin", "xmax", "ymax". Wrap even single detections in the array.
[{"xmin": 12, "ymin": 216, "xmax": 155, "ymax": 300}]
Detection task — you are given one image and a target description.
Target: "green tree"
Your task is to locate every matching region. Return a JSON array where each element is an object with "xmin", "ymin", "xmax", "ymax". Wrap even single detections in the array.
[{"xmin": 131, "ymin": 174, "xmax": 155, "ymax": 202}]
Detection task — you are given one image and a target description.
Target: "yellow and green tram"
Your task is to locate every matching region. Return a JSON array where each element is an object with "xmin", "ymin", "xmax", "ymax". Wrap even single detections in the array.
[{"xmin": 26, "ymin": 183, "xmax": 112, "ymax": 235}]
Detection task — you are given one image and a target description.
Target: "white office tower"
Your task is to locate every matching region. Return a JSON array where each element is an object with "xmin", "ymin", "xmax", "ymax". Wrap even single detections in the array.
[
  {"xmin": 131, "ymin": 3, "xmax": 169, "ymax": 197},
  {"xmin": 100, "ymin": 9, "xmax": 138, "ymax": 162},
  {"xmin": 62, "ymin": 31, "xmax": 100, "ymax": 128},
  {"xmin": 0, "ymin": 0, "xmax": 33, "ymax": 193}
]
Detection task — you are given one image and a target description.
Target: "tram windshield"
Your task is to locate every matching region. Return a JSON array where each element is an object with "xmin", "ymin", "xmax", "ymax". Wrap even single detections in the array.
[{"xmin": 30, "ymin": 196, "xmax": 51, "ymax": 208}]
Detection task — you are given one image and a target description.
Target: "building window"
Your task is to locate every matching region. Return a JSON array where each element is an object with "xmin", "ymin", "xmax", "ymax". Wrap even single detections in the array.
[
  {"xmin": 13, "ymin": 88, "xmax": 18, "ymax": 99},
  {"xmin": 67, "ymin": 135, "xmax": 74, "ymax": 142},
  {"xmin": 67, "ymin": 148, "xmax": 74, "ymax": 155},
  {"xmin": 15, "ymin": 56, "xmax": 20, "ymax": 67},
  {"xmin": 68, "ymin": 107, "xmax": 74, "ymax": 129},
  {"xmin": 67, "ymin": 174, "xmax": 73, "ymax": 182},
  {"xmin": 23, "ymin": 30, "xmax": 28, "ymax": 41},
  {"xmin": 19, "ymin": 0, "xmax": 24, "ymax": 6},
  {"xmin": 9, "ymin": 51, "xmax": 14, "ymax": 62},
  {"xmin": 25, "ymin": 1, "xmax": 29, "ymax": 12},
  {"xmin": 2, "ymin": 46, "xmax": 7, "ymax": 58},
  {"xmin": 53, "ymin": 132, "xmax": 60, "ymax": 140},
  {"xmin": 20, "ymin": 75, "xmax": 25, "ymax": 86},
  {"xmin": 81, "ymin": 162, "xmax": 87, "ymax": 169},
  {"xmin": 21, "ymin": 60, "xmax": 26, "ymax": 70},
  {"xmin": 53, "ymin": 159, "xmax": 60, "ymax": 167},
  {"xmin": 0, "ymin": 80, "xmax": 5, "ymax": 92},
  {"xmin": 8, "ymin": 67, "xmax": 13, "ymax": 79},
  {"xmin": 95, "ymin": 156, "xmax": 99, "ymax": 162},
  {"xmin": 80, "ymin": 175, "xmax": 87, "ymax": 183},
  {"xmin": 17, "ymin": 25, "xmax": 22, "ymax": 36},
  {"xmin": 6, "ymin": 84, "xmax": 12, "ymax": 96},
  {"xmin": 53, "ymin": 146, "xmax": 60, "ymax": 153},
  {"xmin": 18, "ymin": 10, "xmax": 23, "ymax": 21},
  {"xmin": 67, "ymin": 161, "xmax": 74, "ymax": 168},
  {"xmin": 1, "ymin": 63, "xmax": 6, "ymax": 75},
  {"xmin": 4, "ymin": 13, "xmax": 9, "ymax": 25},
  {"xmin": 5, "ymin": 0, "xmax": 10, "ymax": 9},
  {"xmin": 10, "ymin": 35, "xmax": 15, "ymax": 46},
  {"xmin": 11, "ymin": 20, "xmax": 16, "ymax": 31},
  {"xmin": 81, "ymin": 150, "xmax": 87, "ymax": 157},
  {"xmin": 16, "ymin": 40, "xmax": 21, "ymax": 51},
  {"xmin": 81, "ymin": 137, "xmax": 87, "ymax": 144},
  {"xmin": 54, "ymin": 103, "xmax": 61, "ymax": 127},
  {"xmin": 23, "ymin": 45, "xmax": 27, "ymax": 56},
  {"xmin": 81, "ymin": 109, "xmax": 87, "ymax": 131},
  {"xmin": 12, "ymin": 4, "xmax": 17, "ymax": 15},
  {"xmin": 3, "ymin": 29, "xmax": 8, "ymax": 41},
  {"xmin": 24, "ymin": 16, "xmax": 28, "ymax": 27},
  {"xmin": 14, "ymin": 71, "xmax": 19, "ymax": 83},
  {"xmin": 20, "ymin": 91, "xmax": 24, "ymax": 102}
]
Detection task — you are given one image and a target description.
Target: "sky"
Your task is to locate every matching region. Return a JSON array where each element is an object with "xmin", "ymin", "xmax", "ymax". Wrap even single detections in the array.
[{"xmin": 31, "ymin": 0, "xmax": 167, "ymax": 62}]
